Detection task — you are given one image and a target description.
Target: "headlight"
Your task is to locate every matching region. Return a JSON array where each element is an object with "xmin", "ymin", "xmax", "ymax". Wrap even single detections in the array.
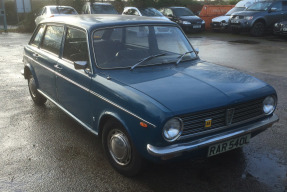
[
  {"xmin": 201, "ymin": 20, "xmax": 205, "ymax": 24},
  {"xmin": 244, "ymin": 16, "xmax": 253, "ymax": 20},
  {"xmin": 182, "ymin": 21, "xmax": 191, "ymax": 25},
  {"xmin": 163, "ymin": 118, "xmax": 183, "ymax": 142},
  {"xmin": 263, "ymin": 96, "xmax": 276, "ymax": 115}
]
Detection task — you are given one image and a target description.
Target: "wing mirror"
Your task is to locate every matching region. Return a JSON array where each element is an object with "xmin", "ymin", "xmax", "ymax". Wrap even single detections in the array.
[
  {"xmin": 195, "ymin": 48, "xmax": 199, "ymax": 55},
  {"xmin": 74, "ymin": 61, "xmax": 88, "ymax": 70}
]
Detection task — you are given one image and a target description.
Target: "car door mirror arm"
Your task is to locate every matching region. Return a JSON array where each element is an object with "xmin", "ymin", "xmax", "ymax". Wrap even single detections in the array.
[{"xmin": 74, "ymin": 61, "xmax": 88, "ymax": 70}]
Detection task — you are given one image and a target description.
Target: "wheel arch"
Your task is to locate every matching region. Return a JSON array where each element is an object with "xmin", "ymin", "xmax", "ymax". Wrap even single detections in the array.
[
  {"xmin": 252, "ymin": 18, "xmax": 266, "ymax": 27},
  {"xmin": 24, "ymin": 64, "xmax": 39, "ymax": 88},
  {"xmin": 97, "ymin": 112, "xmax": 131, "ymax": 139}
]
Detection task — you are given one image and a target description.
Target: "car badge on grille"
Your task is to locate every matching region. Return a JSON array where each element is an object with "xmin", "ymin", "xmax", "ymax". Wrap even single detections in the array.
[
  {"xmin": 205, "ymin": 119, "xmax": 212, "ymax": 128},
  {"xmin": 226, "ymin": 108, "xmax": 235, "ymax": 125}
]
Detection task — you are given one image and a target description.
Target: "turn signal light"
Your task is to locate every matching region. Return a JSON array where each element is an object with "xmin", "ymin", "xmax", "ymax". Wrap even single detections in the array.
[{"xmin": 140, "ymin": 122, "xmax": 148, "ymax": 128}]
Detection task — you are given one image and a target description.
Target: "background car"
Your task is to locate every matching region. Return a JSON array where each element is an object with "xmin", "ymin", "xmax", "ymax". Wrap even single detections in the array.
[
  {"xmin": 210, "ymin": 0, "xmax": 257, "ymax": 31},
  {"xmin": 274, "ymin": 20, "xmax": 287, "ymax": 36},
  {"xmin": 81, "ymin": 2, "xmax": 118, "ymax": 14},
  {"xmin": 122, "ymin": 7, "xmax": 169, "ymax": 21},
  {"xmin": 35, "ymin": 6, "xmax": 78, "ymax": 25},
  {"xmin": 230, "ymin": 0, "xmax": 287, "ymax": 36},
  {"xmin": 159, "ymin": 7, "xmax": 205, "ymax": 32}
]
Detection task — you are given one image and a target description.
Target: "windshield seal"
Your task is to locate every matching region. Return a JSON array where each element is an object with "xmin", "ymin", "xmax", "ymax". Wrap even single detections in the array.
[{"xmin": 91, "ymin": 24, "xmax": 198, "ymax": 70}]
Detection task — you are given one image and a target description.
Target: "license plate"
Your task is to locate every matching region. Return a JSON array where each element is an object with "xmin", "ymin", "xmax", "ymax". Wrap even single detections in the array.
[
  {"xmin": 283, "ymin": 28, "xmax": 287, "ymax": 31},
  {"xmin": 207, "ymin": 134, "xmax": 251, "ymax": 157},
  {"xmin": 231, "ymin": 20, "xmax": 239, "ymax": 24},
  {"xmin": 193, "ymin": 25, "xmax": 201, "ymax": 29}
]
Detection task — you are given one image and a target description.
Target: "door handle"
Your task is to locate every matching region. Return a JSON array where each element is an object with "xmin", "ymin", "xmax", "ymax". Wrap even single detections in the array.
[{"xmin": 54, "ymin": 64, "xmax": 62, "ymax": 70}]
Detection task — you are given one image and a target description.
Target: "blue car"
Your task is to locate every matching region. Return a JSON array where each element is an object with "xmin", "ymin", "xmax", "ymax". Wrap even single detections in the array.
[{"xmin": 22, "ymin": 15, "xmax": 278, "ymax": 176}]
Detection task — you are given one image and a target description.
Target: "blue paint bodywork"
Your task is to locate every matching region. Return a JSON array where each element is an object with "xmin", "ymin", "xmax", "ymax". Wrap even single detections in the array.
[{"xmin": 23, "ymin": 15, "xmax": 278, "ymax": 162}]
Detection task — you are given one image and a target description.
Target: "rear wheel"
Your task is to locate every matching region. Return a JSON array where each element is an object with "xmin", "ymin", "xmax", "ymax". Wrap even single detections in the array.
[
  {"xmin": 102, "ymin": 120, "xmax": 144, "ymax": 177},
  {"xmin": 250, "ymin": 22, "xmax": 265, "ymax": 37},
  {"xmin": 28, "ymin": 75, "xmax": 47, "ymax": 105}
]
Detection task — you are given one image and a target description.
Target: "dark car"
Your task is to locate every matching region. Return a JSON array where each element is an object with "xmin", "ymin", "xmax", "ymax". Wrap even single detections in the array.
[
  {"xmin": 230, "ymin": 0, "xmax": 287, "ymax": 36},
  {"xmin": 159, "ymin": 7, "xmax": 205, "ymax": 32},
  {"xmin": 274, "ymin": 20, "xmax": 287, "ymax": 35},
  {"xmin": 22, "ymin": 15, "xmax": 278, "ymax": 176},
  {"xmin": 81, "ymin": 2, "xmax": 118, "ymax": 14}
]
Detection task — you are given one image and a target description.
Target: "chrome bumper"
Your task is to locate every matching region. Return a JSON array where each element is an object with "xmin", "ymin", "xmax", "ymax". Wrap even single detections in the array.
[{"xmin": 147, "ymin": 114, "xmax": 279, "ymax": 157}]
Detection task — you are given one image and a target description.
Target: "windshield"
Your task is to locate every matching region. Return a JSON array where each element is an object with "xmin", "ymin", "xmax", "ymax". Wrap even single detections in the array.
[
  {"xmin": 92, "ymin": 4, "xmax": 118, "ymax": 14},
  {"xmin": 50, "ymin": 7, "xmax": 77, "ymax": 14},
  {"xmin": 139, "ymin": 8, "xmax": 163, "ymax": 17},
  {"xmin": 93, "ymin": 26, "xmax": 196, "ymax": 69},
  {"xmin": 173, "ymin": 8, "xmax": 194, "ymax": 16},
  {"xmin": 225, "ymin": 7, "xmax": 245, "ymax": 16},
  {"xmin": 246, "ymin": 2, "xmax": 272, "ymax": 11}
]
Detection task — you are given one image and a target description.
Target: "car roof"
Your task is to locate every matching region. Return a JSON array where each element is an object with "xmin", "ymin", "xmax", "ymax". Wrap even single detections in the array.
[
  {"xmin": 45, "ymin": 5, "xmax": 75, "ymax": 9},
  {"xmin": 40, "ymin": 15, "xmax": 175, "ymax": 30}
]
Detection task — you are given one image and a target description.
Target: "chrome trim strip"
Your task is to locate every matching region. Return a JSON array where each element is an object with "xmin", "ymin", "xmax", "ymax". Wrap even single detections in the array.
[
  {"xmin": 178, "ymin": 114, "xmax": 266, "ymax": 140},
  {"xmin": 25, "ymin": 55, "xmax": 156, "ymax": 128},
  {"xmin": 38, "ymin": 89, "xmax": 98, "ymax": 136},
  {"xmin": 147, "ymin": 114, "xmax": 279, "ymax": 157}
]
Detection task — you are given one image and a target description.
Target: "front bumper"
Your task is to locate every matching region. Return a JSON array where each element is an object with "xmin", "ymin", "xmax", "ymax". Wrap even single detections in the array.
[
  {"xmin": 147, "ymin": 114, "xmax": 278, "ymax": 157},
  {"xmin": 210, "ymin": 22, "xmax": 229, "ymax": 30},
  {"xmin": 180, "ymin": 23, "xmax": 205, "ymax": 32},
  {"xmin": 230, "ymin": 19, "xmax": 252, "ymax": 31}
]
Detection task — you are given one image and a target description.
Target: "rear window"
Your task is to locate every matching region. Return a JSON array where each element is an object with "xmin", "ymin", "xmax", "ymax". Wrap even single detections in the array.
[
  {"xmin": 92, "ymin": 4, "xmax": 118, "ymax": 14},
  {"xmin": 30, "ymin": 25, "xmax": 45, "ymax": 47},
  {"xmin": 50, "ymin": 7, "xmax": 77, "ymax": 14}
]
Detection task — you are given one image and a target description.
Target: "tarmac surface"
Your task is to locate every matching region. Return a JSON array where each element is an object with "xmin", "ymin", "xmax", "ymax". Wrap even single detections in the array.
[{"xmin": 0, "ymin": 32, "xmax": 286, "ymax": 192}]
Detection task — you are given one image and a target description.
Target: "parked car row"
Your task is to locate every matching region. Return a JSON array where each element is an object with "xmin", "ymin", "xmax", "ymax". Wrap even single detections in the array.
[
  {"xmin": 34, "ymin": 1, "xmax": 287, "ymax": 36},
  {"xmin": 211, "ymin": 0, "xmax": 287, "ymax": 36}
]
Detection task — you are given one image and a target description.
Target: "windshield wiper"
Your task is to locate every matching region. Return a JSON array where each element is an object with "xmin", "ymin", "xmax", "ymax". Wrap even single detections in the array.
[
  {"xmin": 130, "ymin": 53, "xmax": 166, "ymax": 71},
  {"xmin": 176, "ymin": 51, "xmax": 194, "ymax": 65}
]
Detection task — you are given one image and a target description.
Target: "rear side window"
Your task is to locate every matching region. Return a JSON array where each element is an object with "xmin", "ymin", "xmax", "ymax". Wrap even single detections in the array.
[
  {"xmin": 282, "ymin": 1, "xmax": 287, "ymax": 10},
  {"xmin": 30, "ymin": 25, "xmax": 45, "ymax": 47},
  {"xmin": 63, "ymin": 28, "xmax": 89, "ymax": 62},
  {"xmin": 41, "ymin": 25, "xmax": 64, "ymax": 55}
]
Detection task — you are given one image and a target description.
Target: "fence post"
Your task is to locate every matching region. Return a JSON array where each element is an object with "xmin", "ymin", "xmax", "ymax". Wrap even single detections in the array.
[{"xmin": 0, "ymin": 0, "xmax": 7, "ymax": 32}]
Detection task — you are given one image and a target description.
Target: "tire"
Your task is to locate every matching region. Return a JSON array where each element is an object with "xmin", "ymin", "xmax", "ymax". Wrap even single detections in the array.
[
  {"xmin": 102, "ymin": 120, "xmax": 144, "ymax": 177},
  {"xmin": 250, "ymin": 22, "xmax": 265, "ymax": 37},
  {"xmin": 28, "ymin": 75, "xmax": 47, "ymax": 105}
]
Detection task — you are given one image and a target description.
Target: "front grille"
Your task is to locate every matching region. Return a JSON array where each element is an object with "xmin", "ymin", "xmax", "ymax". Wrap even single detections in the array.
[{"xmin": 180, "ymin": 98, "xmax": 265, "ymax": 137}]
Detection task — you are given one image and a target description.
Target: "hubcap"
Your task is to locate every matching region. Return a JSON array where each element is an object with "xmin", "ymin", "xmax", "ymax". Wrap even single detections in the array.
[
  {"xmin": 29, "ymin": 78, "xmax": 37, "ymax": 98},
  {"xmin": 108, "ymin": 130, "xmax": 131, "ymax": 166}
]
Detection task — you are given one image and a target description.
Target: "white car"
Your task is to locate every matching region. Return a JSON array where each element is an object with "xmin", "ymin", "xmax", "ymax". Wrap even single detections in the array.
[
  {"xmin": 35, "ymin": 6, "xmax": 78, "ymax": 26},
  {"xmin": 122, "ymin": 7, "xmax": 169, "ymax": 21}
]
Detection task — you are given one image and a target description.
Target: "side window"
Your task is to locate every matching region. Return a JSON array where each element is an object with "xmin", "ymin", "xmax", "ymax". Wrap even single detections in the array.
[
  {"xmin": 134, "ymin": 10, "xmax": 140, "ymax": 16},
  {"xmin": 271, "ymin": 2, "xmax": 282, "ymax": 11},
  {"xmin": 41, "ymin": 25, "xmax": 64, "ymax": 55},
  {"xmin": 123, "ymin": 9, "xmax": 129, "ymax": 15},
  {"xmin": 166, "ymin": 9, "xmax": 173, "ymax": 16},
  {"xmin": 63, "ymin": 28, "xmax": 89, "ymax": 63},
  {"xmin": 30, "ymin": 25, "xmax": 45, "ymax": 47}
]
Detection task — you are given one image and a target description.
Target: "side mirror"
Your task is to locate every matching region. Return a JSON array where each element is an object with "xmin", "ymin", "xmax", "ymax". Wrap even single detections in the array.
[
  {"xmin": 74, "ymin": 61, "xmax": 88, "ymax": 70},
  {"xmin": 195, "ymin": 48, "xmax": 199, "ymax": 55}
]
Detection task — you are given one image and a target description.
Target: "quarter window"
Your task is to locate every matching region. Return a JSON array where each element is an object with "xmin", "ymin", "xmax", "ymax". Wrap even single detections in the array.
[
  {"xmin": 30, "ymin": 25, "xmax": 45, "ymax": 47},
  {"xmin": 41, "ymin": 25, "xmax": 64, "ymax": 55},
  {"xmin": 63, "ymin": 28, "xmax": 89, "ymax": 62}
]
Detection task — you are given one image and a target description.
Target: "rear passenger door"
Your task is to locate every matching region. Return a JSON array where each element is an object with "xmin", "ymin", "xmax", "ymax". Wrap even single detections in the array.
[
  {"xmin": 56, "ymin": 27, "xmax": 92, "ymax": 126},
  {"xmin": 31, "ymin": 25, "xmax": 64, "ymax": 100}
]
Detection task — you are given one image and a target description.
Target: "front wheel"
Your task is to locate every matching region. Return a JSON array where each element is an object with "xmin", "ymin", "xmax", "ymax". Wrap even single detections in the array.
[
  {"xmin": 250, "ymin": 22, "xmax": 265, "ymax": 37},
  {"xmin": 28, "ymin": 75, "xmax": 47, "ymax": 105},
  {"xmin": 102, "ymin": 120, "xmax": 144, "ymax": 177}
]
